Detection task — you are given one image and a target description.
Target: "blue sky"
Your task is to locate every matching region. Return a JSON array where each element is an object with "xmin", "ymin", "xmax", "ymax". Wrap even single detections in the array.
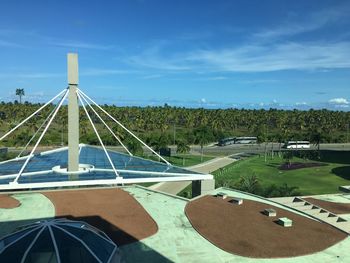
[{"xmin": 0, "ymin": 0, "xmax": 349, "ymax": 110}]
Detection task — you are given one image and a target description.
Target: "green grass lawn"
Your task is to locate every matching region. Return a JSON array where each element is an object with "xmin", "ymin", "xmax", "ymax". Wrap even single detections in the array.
[{"xmin": 214, "ymin": 151, "xmax": 350, "ymax": 195}]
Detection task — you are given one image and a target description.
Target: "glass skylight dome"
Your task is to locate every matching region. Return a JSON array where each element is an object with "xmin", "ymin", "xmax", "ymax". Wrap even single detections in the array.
[{"xmin": 0, "ymin": 218, "xmax": 121, "ymax": 263}]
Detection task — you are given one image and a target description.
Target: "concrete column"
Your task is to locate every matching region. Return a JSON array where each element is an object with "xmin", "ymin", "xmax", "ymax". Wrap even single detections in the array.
[
  {"xmin": 67, "ymin": 53, "xmax": 79, "ymax": 172},
  {"xmin": 192, "ymin": 179, "xmax": 215, "ymax": 197}
]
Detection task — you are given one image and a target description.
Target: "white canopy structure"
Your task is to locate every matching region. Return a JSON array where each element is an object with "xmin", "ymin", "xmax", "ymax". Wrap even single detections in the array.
[{"xmin": 0, "ymin": 54, "xmax": 212, "ymax": 191}]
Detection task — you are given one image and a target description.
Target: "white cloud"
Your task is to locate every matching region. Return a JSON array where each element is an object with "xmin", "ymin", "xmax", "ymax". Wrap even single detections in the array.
[
  {"xmin": 253, "ymin": 3, "xmax": 350, "ymax": 40},
  {"xmin": 52, "ymin": 40, "xmax": 113, "ymax": 50},
  {"xmin": 0, "ymin": 39, "xmax": 24, "ymax": 48},
  {"xmin": 81, "ymin": 68, "xmax": 138, "ymax": 76},
  {"xmin": 0, "ymin": 72, "xmax": 63, "ymax": 79},
  {"xmin": 200, "ymin": 98, "xmax": 206, "ymax": 103},
  {"xmin": 206, "ymin": 76, "xmax": 228, "ymax": 80},
  {"xmin": 125, "ymin": 4, "xmax": 350, "ymax": 74},
  {"xmin": 142, "ymin": 74, "xmax": 163, "ymax": 79},
  {"xmin": 329, "ymin": 98, "xmax": 349, "ymax": 105},
  {"xmin": 127, "ymin": 40, "xmax": 350, "ymax": 73},
  {"xmin": 188, "ymin": 41, "xmax": 350, "ymax": 72},
  {"xmin": 295, "ymin": 102, "xmax": 308, "ymax": 106}
]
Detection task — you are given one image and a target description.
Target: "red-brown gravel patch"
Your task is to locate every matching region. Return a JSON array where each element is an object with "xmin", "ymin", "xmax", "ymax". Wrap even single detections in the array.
[
  {"xmin": 185, "ymin": 195, "xmax": 347, "ymax": 258},
  {"xmin": 0, "ymin": 194, "xmax": 20, "ymax": 209},
  {"xmin": 43, "ymin": 188, "xmax": 158, "ymax": 246},
  {"xmin": 304, "ymin": 197, "xmax": 350, "ymax": 215}
]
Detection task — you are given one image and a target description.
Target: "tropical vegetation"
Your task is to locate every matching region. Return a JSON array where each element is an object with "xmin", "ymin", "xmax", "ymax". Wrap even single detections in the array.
[
  {"xmin": 213, "ymin": 150, "xmax": 350, "ymax": 196},
  {"xmin": 0, "ymin": 102, "xmax": 349, "ymax": 151}
]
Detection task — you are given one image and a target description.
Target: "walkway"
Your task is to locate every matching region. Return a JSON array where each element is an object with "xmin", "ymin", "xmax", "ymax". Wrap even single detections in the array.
[{"xmin": 149, "ymin": 155, "xmax": 238, "ymax": 195}]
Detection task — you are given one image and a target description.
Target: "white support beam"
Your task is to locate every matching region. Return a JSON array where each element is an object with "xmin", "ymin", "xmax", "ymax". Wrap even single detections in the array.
[
  {"xmin": 17, "ymin": 101, "xmax": 59, "ymax": 158},
  {"xmin": 0, "ymin": 89, "xmax": 66, "ymax": 141},
  {"xmin": 77, "ymin": 92, "xmax": 120, "ymax": 178},
  {"xmin": 78, "ymin": 90, "xmax": 133, "ymax": 156},
  {"xmin": 12, "ymin": 89, "xmax": 68, "ymax": 184},
  {"xmin": 67, "ymin": 53, "xmax": 80, "ymax": 172},
  {"xmin": 77, "ymin": 88, "xmax": 171, "ymax": 165}
]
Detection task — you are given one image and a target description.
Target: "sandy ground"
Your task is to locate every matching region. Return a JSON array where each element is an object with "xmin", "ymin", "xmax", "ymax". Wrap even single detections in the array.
[
  {"xmin": 304, "ymin": 197, "xmax": 350, "ymax": 214},
  {"xmin": 43, "ymin": 188, "xmax": 158, "ymax": 246},
  {"xmin": 0, "ymin": 194, "xmax": 20, "ymax": 209},
  {"xmin": 185, "ymin": 195, "xmax": 347, "ymax": 258}
]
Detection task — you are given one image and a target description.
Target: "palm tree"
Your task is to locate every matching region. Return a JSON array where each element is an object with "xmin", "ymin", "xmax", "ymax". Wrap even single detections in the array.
[
  {"xmin": 235, "ymin": 175, "xmax": 261, "ymax": 195},
  {"xmin": 309, "ymin": 128, "xmax": 322, "ymax": 159},
  {"xmin": 16, "ymin": 89, "xmax": 25, "ymax": 104},
  {"xmin": 176, "ymin": 139, "xmax": 190, "ymax": 166},
  {"xmin": 194, "ymin": 126, "xmax": 212, "ymax": 162}
]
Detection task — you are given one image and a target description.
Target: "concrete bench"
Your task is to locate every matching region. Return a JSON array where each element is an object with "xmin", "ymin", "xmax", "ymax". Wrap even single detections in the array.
[
  {"xmin": 263, "ymin": 208, "xmax": 276, "ymax": 217},
  {"xmin": 229, "ymin": 197, "xmax": 243, "ymax": 205},
  {"xmin": 277, "ymin": 217, "xmax": 293, "ymax": 227}
]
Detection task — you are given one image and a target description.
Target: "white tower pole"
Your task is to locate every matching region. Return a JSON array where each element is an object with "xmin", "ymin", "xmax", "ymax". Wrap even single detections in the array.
[{"xmin": 67, "ymin": 53, "xmax": 80, "ymax": 172}]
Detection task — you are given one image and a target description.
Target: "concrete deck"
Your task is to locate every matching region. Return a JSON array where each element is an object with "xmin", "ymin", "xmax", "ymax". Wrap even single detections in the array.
[
  {"xmin": 120, "ymin": 186, "xmax": 350, "ymax": 262},
  {"xmin": 0, "ymin": 193, "xmax": 55, "ymax": 238},
  {"xmin": 271, "ymin": 194, "xmax": 350, "ymax": 233},
  {"xmin": 149, "ymin": 156, "xmax": 237, "ymax": 195},
  {"xmin": 1, "ymin": 187, "xmax": 349, "ymax": 262}
]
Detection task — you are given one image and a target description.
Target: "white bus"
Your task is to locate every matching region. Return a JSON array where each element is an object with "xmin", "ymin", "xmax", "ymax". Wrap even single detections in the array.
[
  {"xmin": 283, "ymin": 141, "xmax": 310, "ymax": 149},
  {"xmin": 218, "ymin": 136, "xmax": 257, "ymax": 146},
  {"xmin": 235, "ymin": 137, "xmax": 257, "ymax": 144},
  {"xmin": 218, "ymin": 137, "xmax": 235, "ymax": 146}
]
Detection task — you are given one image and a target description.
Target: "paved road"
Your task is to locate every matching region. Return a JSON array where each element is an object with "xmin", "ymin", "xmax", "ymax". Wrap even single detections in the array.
[
  {"xmin": 105, "ymin": 143, "xmax": 350, "ymax": 156},
  {"xmin": 149, "ymin": 156, "xmax": 238, "ymax": 195}
]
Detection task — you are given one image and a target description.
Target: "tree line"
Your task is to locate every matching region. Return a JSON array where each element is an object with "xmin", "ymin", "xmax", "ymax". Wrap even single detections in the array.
[{"xmin": 0, "ymin": 101, "xmax": 349, "ymax": 149}]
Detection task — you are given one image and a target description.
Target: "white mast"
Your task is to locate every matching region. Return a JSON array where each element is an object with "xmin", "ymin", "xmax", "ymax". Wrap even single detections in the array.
[{"xmin": 67, "ymin": 53, "xmax": 80, "ymax": 172}]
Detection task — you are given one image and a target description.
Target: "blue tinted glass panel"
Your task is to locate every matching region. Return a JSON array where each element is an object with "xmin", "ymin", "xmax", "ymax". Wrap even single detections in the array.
[
  {"xmin": 52, "ymin": 227, "xmax": 98, "ymax": 263},
  {"xmin": 59, "ymin": 225, "xmax": 114, "ymax": 262},
  {"xmin": 0, "ymin": 145, "xmax": 203, "ymax": 185},
  {"xmin": 0, "ymin": 229, "xmax": 40, "ymax": 262},
  {"xmin": 24, "ymin": 228, "xmax": 57, "ymax": 263}
]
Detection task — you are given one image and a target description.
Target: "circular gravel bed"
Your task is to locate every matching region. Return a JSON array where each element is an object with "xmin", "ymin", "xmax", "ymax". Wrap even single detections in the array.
[
  {"xmin": 43, "ymin": 188, "xmax": 158, "ymax": 246},
  {"xmin": 0, "ymin": 194, "xmax": 20, "ymax": 209},
  {"xmin": 185, "ymin": 195, "xmax": 347, "ymax": 258}
]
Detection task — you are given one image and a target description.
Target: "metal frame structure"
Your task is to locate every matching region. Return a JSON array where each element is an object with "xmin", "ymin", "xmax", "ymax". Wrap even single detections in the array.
[
  {"xmin": 0, "ymin": 53, "xmax": 213, "ymax": 191},
  {"xmin": 0, "ymin": 218, "xmax": 120, "ymax": 263}
]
